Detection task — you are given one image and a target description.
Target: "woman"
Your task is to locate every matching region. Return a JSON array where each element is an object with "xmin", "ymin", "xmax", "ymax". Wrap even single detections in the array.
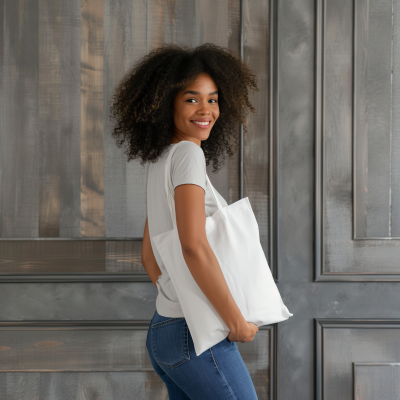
[{"xmin": 110, "ymin": 43, "xmax": 260, "ymax": 399}]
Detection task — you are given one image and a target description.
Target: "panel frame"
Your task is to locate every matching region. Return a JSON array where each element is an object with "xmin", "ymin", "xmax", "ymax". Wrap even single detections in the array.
[
  {"xmin": 0, "ymin": 238, "xmax": 149, "ymax": 282},
  {"xmin": 269, "ymin": 0, "xmax": 279, "ymax": 281},
  {"xmin": 1, "ymin": 0, "xmax": 280, "ymax": 285},
  {"xmin": 314, "ymin": 0, "xmax": 400, "ymax": 282},
  {"xmin": 0, "ymin": 320, "xmax": 152, "ymax": 372},
  {"xmin": 353, "ymin": 362, "xmax": 400, "ymax": 400},
  {"xmin": 315, "ymin": 318, "xmax": 400, "ymax": 400},
  {"xmin": 0, "ymin": 320, "xmax": 277, "ymax": 398}
]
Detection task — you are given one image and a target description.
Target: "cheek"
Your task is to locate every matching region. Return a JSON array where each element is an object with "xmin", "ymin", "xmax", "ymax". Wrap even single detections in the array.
[{"xmin": 175, "ymin": 106, "xmax": 192, "ymax": 125}]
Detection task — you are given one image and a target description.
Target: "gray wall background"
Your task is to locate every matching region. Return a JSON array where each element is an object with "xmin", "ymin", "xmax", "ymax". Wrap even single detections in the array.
[{"xmin": 1, "ymin": 0, "xmax": 400, "ymax": 399}]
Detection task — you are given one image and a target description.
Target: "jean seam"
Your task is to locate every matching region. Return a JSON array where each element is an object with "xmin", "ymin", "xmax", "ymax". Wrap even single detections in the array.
[
  {"xmin": 148, "ymin": 314, "xmax": 157, "ymax": 363},
  {"xmin": 151, "ymin": 319, "xmax": 190, "ymax": 369},
  {"xmin": 151, "ymin": 317, "xmax": 185, "ymax": 329},
  {"xmin": 209, "ymin": 347, "xmax": 237, "ymax": 400}
]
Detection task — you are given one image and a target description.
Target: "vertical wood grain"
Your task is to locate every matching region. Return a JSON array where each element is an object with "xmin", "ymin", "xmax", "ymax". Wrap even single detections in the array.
[
  {"xmin": 59, "ymin": 0, "xmax": 81, "ymax": 238},
  {"xmin": 0, "ymin": 372, "xmax": 168, "ymax": 400},
  {"xmin": 354, "ymin": 364, "xmax": 400, "ymax": 400},
  {"xmin": 103, "ymin": 0, "xmax": 148, "ymax": 239},
  {"xmin": 195, "ymin": 0, "xmax": 231, "ymax": 201},
  {"xmin": 80, "ymin": 0, "xmax": 105, "ymax": 237},
  {"xmin": 392, "ymin": 0, "xmax": 400, "ymax": 236},
  {"xmin": 227, "ymin": 0, "xmax": 241, "ymax": 205},
  {"xmin": 38, "ymin": 0, "xmax": 62, "ymax": 237},
  {"xmin": 354, "ymin": 0, "xmax": 393, "ymax": 238},
  {"xmin": 243, "ymin": 0, "xmax": 270, "ymax": 256},
  {"xmin": 1, "ymin": 0, "xmax": 40, "ymax": 237}
]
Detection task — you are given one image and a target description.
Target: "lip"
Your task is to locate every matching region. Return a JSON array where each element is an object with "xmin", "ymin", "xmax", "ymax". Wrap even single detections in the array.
[{"xmin": 190, "ymin": 119, "xmax": 212, "ymax": 129}]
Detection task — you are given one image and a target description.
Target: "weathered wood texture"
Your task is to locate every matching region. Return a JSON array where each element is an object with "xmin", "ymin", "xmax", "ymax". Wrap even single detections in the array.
[
  {"xmin": 0, "ymin": 322, "xmax": 272, "ymax": 399},
  {"xmin": 317, "ymin": 0, "xmax": 400, "ymax": 277},
  {"xmin": 0, "ymin": 0, "xmax": 273, "ymax": 279},
  {"xmin": 354, "ymin": 363, "xmax": 400, "ymax": 400}
]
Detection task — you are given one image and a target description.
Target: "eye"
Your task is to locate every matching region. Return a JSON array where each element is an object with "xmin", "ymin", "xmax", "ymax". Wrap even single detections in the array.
[{"xmin": 185, "ymin": 98, "xmax": 218, "ymax": 103}]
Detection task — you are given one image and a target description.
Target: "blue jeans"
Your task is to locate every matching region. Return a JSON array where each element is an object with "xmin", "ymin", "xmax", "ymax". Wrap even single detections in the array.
[{"xmin": 146, "ymin": 310, "xmax": 258, "ymax": 399}]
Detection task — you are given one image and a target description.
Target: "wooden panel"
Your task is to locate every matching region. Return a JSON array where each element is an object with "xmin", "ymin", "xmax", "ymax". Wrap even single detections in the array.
[
  {"xmin": 0, "ymin": 0, "xmax": 245, "ymax": 240},
  {"xmin": 103, "ymin": 0, "xmax": 148, "ymax": 238},
  {"xmin": 237, "ymin": 328, "xmax": 272, "ymax": 400},
  {"xmin": 0, "ymin": 283, "xmax": 158, "ymax": 320},
  {"xmin": 0, "ymin": 322, "xmax": 151, "ymax": 371},
  {"xmin": 80, "ymin": 0, "xmax": 105, "ymax": 237},
  {"xmin": 197, "ymin": 0, "xmax": 231, "ymax": 202},
  {"xmin": 38, "ymin": 0, "xmax": 62, "ymax": 237},
  {"xmin": 0, "ymin": 372, "xmax": 167, "ymax": 400},
  {"xmin": 0, "ymin": 321, "xmax": 168, "ymax": 399},
  {"xmin": 243, "ymin": 0, "xmax": 271, "ymax": 260},
  {"xmin": 354, "ymin": 0, "xmax": 398, "ymax": 238},
  {"xmin": 354, "ymin": 363, "xmax": 400, "ymax": 400},
  {"xmin": 0, "ymin": 0, "xmax": 272, "ymax": 282},
  {"xmin": 37, "ymin": 0, "xmax": 82, "ymax": 239},
  {"xmin": 0, "ymin": 0, "xmax": 40, "ymax": 238},
  {"xmin": 0, "ymin": 322, "xmax": 272, "ymax": 399},
  {"xmin": 393, "ymin": 0, "xmax": 400, "ymax": 237},
  {"xmin": 316, "ymin": 319, "xmax": 400, "ymax": 400},
  {"xmin": 315, "ymin": 0, "xmax": 400, "ymax": 280},
  {"xmin": 0, "ymin": 240, "xmax": 146, "ymax": 280},
  {"xmin": 227, "ymin": 0, "xmax": 241, "ymax": 206}
]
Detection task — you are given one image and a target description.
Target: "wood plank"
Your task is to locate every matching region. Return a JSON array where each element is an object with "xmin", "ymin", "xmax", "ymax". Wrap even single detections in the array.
[
  {"xmin": 354, "ymin": 0, "xmax": 393, "ymax": 238},
  {"xmin": 0, "ymin": 372, "xmax": 167, "ymax": 400},
  {"xmin": 0, "ymin": 240, "xmax": 144, "ymax": 275},
  {"xmin": 80, "ymin": 0, "xmax": 105, "ymax": 237},
  {"xmin": 59, "ymin": 0, "xmax": 82, "ymax": 238},
  {"xmin": 243, "ymin": 0, "xmax": 270, "ymax": 257},
  {"xmin": 0, "ymin": 0, "xmax": 40, "ymax": 237},
  {"xmin": 38, "ymin": 0, "xmax": 62, "ymax": 237},
  {"xmin": 103, "ymin": 0, "xmax": 148, "ymax": 238},
  {"xmin": 354, "ymin": 363, "xmax": 400, "ymax": 400}
]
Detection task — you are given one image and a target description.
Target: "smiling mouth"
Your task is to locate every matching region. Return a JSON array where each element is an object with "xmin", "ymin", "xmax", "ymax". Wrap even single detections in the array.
[{"xmin": 191, "ymin": 120, "xmax": 211, "ymax": 128}]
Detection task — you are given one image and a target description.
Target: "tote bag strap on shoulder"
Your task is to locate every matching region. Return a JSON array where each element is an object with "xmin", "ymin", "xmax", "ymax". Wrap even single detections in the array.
[{"xmin": 163, "ymin": 141, "xmax": 223, "ymax": 229}]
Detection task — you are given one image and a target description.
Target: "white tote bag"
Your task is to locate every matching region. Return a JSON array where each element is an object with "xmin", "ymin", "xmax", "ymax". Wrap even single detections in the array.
[{"xmin": 152, "ymin": 142, "xmax": 293, "ymax": 356}]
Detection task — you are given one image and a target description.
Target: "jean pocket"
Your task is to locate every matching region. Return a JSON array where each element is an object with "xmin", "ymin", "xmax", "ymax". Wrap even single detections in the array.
[{"xmin": 151, "ymin": 317, "xmax": 190, "ymax": 369}]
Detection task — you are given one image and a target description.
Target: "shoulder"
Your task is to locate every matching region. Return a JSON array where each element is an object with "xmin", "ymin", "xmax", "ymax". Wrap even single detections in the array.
[
  {"xmin": 171, "ymin": 141, "xmax": 205, "ymax": 161},
  {"xmin": 170, "ymin": 141, "xmax": 206, "ymax": 171},
  {"xmin": 170, "ymin": 141, "xmax": 206, "ymax": 190}
]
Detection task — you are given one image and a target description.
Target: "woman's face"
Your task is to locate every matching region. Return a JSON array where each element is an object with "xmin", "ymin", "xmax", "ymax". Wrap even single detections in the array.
[{"xmin": 172, "ymin": 73, "xmax": 220, "ymax": 145}]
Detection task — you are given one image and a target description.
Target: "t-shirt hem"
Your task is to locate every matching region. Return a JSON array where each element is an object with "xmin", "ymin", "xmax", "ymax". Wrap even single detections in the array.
[{"xmin": 156, "ymin": 295, "xmax": 185, "ymax": 318}]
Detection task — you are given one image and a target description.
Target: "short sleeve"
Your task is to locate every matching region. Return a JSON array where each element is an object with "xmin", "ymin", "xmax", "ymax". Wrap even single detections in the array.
[{"xmin": 170, "ymin": 141, "xmax": 207, "ymax": 192}]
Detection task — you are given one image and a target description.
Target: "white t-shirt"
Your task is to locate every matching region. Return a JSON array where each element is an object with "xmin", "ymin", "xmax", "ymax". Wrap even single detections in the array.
[{"xmin": 147, "ymin": 140, "xmax": 228, "ymax": 318}]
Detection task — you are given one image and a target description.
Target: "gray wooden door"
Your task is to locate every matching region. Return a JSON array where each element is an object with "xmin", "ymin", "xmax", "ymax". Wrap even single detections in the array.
[{"xmin": 1, "ymin": 0, "xmax": 399, "ymax": 399}]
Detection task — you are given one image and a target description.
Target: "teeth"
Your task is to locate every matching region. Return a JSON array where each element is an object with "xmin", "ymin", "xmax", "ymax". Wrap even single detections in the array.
[{"xmin": 192, "ymin": 121, "xmax": 210, "ymax": 126}]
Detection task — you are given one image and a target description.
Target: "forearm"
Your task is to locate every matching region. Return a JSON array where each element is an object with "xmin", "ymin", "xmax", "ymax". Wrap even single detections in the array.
[{"xmin": 182, "ymin": 239, "xmax": 247, "ymax": 334}]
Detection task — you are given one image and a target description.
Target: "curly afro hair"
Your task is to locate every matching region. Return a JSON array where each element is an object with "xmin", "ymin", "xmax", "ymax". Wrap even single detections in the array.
[{"xmin": 109, "ymin": 43, "xmax": 259, "ymax": 173}]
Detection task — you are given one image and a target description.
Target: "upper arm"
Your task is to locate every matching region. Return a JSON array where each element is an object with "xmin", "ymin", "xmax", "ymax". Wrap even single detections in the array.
[
  {"xmin": 171, "ymin": 141, "xmax": 206, "ymax": 250},
  {"xmin": 170, "ymin": 142, "xmax": 208, "ymax": 252},
  {"xmin": 174, "ymin": 183, "xmax": 207, "ymax": 252}
]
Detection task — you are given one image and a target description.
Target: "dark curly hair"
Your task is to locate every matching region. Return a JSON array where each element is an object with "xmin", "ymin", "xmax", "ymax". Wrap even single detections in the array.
[{"xmin": 109, "ymin": 43, "xmax": 259, "ymax": 172}]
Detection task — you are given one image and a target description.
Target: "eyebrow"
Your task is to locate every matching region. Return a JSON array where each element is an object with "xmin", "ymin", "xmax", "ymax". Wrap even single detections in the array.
[{"xmin": 182, "ymin": 90, "xmax": 218, "ymax": 95}]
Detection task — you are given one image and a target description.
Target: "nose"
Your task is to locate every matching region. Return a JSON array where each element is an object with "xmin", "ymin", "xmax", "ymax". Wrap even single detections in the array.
[{"xmin": 197, "ymin": 102, "xmax": 211, "ymax": 115}]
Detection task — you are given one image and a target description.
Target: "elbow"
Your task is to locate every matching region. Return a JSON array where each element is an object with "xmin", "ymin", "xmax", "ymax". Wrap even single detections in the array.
[{"xmin": 180, "ymin": 239, "xmax": 205, "ymax": 259}]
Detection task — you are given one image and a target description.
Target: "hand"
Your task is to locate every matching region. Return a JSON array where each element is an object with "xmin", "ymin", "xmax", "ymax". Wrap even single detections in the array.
[{"xmin": 227, "ymin": 321, "xmax": 259, "ymax": 343}]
